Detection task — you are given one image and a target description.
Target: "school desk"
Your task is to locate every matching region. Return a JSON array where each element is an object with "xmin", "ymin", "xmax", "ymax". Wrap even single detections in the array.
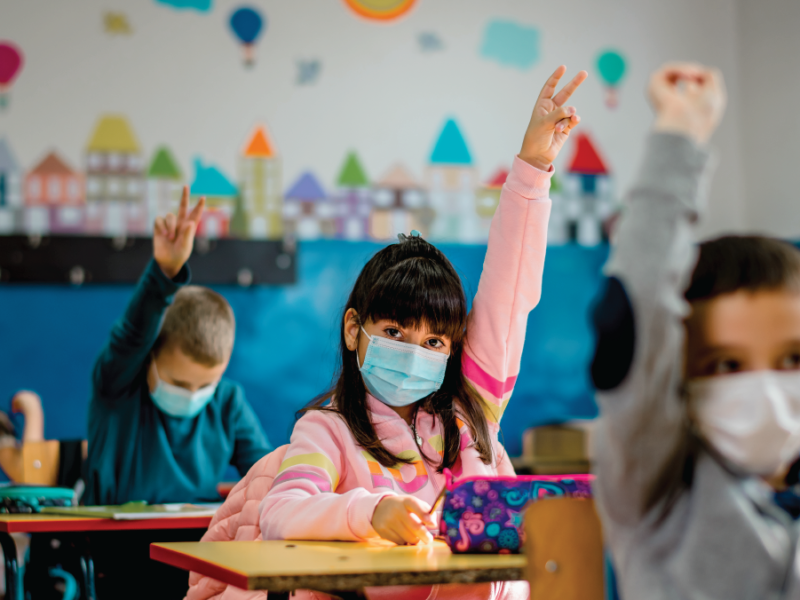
[
  {"xmin": 0, "ymin": 513, "xmax": 213, "ymax": 600},
  {"xmin": 151, "ymin": 539, "xmax": 527, "ymax": 599}
]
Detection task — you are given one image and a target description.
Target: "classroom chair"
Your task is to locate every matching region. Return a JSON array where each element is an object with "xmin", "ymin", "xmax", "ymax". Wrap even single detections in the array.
[
  {"xmin": 524, "ymin": 497, "xmax": 605, "ymax": 600},
  {"xmin": 512, "ymin": 424, "xmax": 593, "ymax": 475},
  {"xmin": 17, "ymin": 439, "xmax": 86, "ymax": 487}
]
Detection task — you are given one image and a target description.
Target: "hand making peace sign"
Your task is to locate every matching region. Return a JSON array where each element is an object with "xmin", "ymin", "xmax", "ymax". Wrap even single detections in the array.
[
  {"xmin": 153, "ymin": 185, "xmax": 205, "ymax": 279},
  {"xmin": 520, "ymin": 65, "xmax": 588, "ymax": 171}
]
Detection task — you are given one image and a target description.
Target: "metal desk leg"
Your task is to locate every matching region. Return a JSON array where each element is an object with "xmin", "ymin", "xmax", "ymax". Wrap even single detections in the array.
[
  {"xmin": 79, "ymin": 549, "xmax": 97, "ymax": 600},
  {"xmin": 0, "ymin": 531, "xmax": 22, "ymax": 600}
]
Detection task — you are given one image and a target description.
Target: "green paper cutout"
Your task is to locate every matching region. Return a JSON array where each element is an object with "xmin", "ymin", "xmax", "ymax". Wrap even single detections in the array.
[
  {"xmin": 148, "ymin": 146, "xmax": 181, "ymax": 179},
  {"xmin": 597, "ymin": 50, "xmax": 626, "ymax": 86},
  {"xmin": 337, "ymin": 151, "xmax": 369, "ymax": 187}
]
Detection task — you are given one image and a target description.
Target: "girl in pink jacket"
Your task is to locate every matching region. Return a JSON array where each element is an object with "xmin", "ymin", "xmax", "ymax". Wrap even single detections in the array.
[{"xmin": 188, "ymin": 65, "xmax": 587, "ymax": 600}]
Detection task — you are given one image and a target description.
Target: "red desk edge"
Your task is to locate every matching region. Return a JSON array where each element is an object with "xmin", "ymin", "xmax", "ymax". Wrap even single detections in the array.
[
  {"xmin": 0, "ymin": 516, "xmax": 212, "ymax": 533},
  {"xmin": 150, "ymin": 543, "xmax": 249, "ymax": 590}
]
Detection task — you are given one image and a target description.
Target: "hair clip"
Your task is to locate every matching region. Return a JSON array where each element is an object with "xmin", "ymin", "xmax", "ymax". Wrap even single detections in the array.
[{"xmin": 397, "ymin": 230, "xmax": 422, "ymax": 243}]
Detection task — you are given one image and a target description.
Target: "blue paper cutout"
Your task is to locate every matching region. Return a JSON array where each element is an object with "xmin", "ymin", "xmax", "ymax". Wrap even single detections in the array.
[
  {"xmin": 418, "ymin": 32, "xmax": 443, "ymax": 52},
  {"xmin": 297, "ymin": 60, "xmax": 321, "ymax": 85},
  {"xmin": 190, "ymin": 159, "xmax": 237, "ymax": 196},
  {"xmin": 155, "ymin": 0, "xmax": 212, "ymax": 12},
  {"xmin": 430, "ymin": 119, "xmax": 472, "ymax": 165},
  {"xmin": 286, "ymin": 172, "xmax": 326, "ymax": 201},
  {"xmin": 230, "ymin": 7, "xmax": 264, "ymax": 45},
  {"xmin": 480, "ymin": 19, "xmax": 540, "ymax": 70}
]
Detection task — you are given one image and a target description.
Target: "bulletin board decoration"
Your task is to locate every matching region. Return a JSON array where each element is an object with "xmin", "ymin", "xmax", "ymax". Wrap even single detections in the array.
[
  {"xmin": 596, "ymin": 50, "xmax": 627, "ymax": 109},
  {"xmin": 103, "ymin": 12, "xmax": 133, "ymax": 35},
  {"xmin": 155, "ymin": 0, "xmax": 212, "ymax": 12},
  {"xmin": 296, "ymin": 59, "xmax": 321, "ymax": 85},
  {"xmin": 480, "ymin": 20, "xmax": 540, "ymax": 71},
  {"xmin": 0, "ymin": 42, "xmax": 24, "ymax": 109},
  {"xmin": 229, "ymin": 7, "xmax": 265, "ymax": 66},
  {"xmin": 343, "ymin": 0, "xmax": 417, "ymax": 22}
]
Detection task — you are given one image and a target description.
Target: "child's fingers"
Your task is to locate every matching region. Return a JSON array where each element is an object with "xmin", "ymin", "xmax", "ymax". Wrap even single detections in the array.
[
  {"xmin": 551, "ymin": 70, "xmax": 588, "ymax": 107},
  {"xmin": 188, "ymin": 196, "xmax": 206, "ymax": 224},
  {"xmin": 556, "ymin": 114, "xmax": 581, "ymax": 134},
  {"xmin": 546, "ymin": 106, "xmax": 577, "ymax": 128},
  {"xmin": 175, "ymin": 220, "xmax": 197, "ymax": 249},
  {"xmin": 154, "ymin": 216, "xmax": 166, "ymax": 237},
  {"xmin": 165, "ymin": 213, "xmax": 178, "ymax": 240},
  {"xmin": 402, "ymin": 497, "xmax": 435, "ymax": 528},
  {"xmin": 536, "ymin": 65, "xmax": 567, "ymax": 103},
  {"xmin": 177, "ymin": 186, "xmax": 189, "ymax": 222}
]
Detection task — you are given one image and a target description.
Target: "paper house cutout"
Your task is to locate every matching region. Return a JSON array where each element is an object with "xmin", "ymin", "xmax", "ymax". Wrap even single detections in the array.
[
  {"xmin": 284, "ymin": 171, "xmax": 334, "ymax": 239},
  {"xmin": 236, "ymin": 125, "xmax": 283, "ymax": 240},
  {"xmin": 148, "ymin": 147, "xmax": 182, "ymax": 180},
  {"xmin": 285, "ymin": 172, "xmax": 326, "ymax": 202},
  {"xmin": 87, "ymin": 115, "xmax": 141, "ymax": 154},
  {"xmin": 191, "ymin": 159, "xmax": 237, "ymax": 239},
  {"xmin": 24, "ymin": 151, "xmax": 85, "ymax": 234},
  {"xmin": 371, "ymin": 163, "xmax": 430, "ymax": 241},
  {"xmin": 147, "ymin": 146, "xmax": 183, "ymax": 234},
  {"xmin": 243, "ymin": 126, "xmax": 276, "ymax": 158},
  {"xmin": 0, "ymin": 138, "xmax": 22, "ymax": 232},
  {"xmin": 567, "ymin": 132, "xmax": 609, "ymax": 176},
  {"xmin": 430, "ymin": 119, "xmax": 472, "ymax": 165},
  {"xmin": 337, "ymin": 152, "xmax": 369, "ymax": 188}
]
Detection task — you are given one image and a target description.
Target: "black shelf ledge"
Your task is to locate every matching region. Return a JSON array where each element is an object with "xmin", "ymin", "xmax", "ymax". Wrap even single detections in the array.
[{"xmin": 0, "ymin": 236, "xmax": 297, "ymax": 285}]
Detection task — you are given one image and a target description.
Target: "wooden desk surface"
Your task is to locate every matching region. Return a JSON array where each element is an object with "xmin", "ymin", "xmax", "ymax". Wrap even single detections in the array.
[
  {"xmin": 151, "ymin": 540, "xmax": 526, "ymax": 592},
  {"xmin": 0, "ymin": 513, "xmax": 212, "ymax": 533}
]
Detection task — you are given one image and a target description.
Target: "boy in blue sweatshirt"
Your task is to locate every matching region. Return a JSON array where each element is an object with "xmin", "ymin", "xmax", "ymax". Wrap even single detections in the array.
[{"xmin": 84, "ymin": 189, "xmax": 271, "ymax": 505}]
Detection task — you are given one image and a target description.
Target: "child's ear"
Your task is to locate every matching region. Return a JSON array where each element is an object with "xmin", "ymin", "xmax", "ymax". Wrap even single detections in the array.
[{"xmin": 344, "ymin": 309, "xmax": 360, "ymax": 351}]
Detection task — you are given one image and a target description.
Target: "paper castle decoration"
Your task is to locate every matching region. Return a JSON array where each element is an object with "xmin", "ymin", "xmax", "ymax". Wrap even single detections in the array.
[
  {"xmin": 371, "ymin": 164, "xmax": 430, "ymax": 241},
  {"xmin": 549, "ymin": 132, "xmax": 613, "ymax": 246},
  {"xmin": 334, "ymin": 152, "xmax": 372, "ymax": 241},
  {"xmin": 191, "ymin": 159, "xmax": 238, "ymax": 239},
  {"xmin": 237, "ymin": 126, "xmax": 283, "ymax": 240},
  {"xmin": 426, "ymin": 119, "xmax": 480, "ymax": 242},
  {"xmin": 0, "ymin": 138, "xmax": 22, "ymax": 233},
  {"xmin": 23, "ymin": 151, "xmax": 85, "ymax": 234},
  {"xmin": 84, "ymin": 115, "xmax": 146, "ymax": 235},
  {"xmin": 283, "ymin": 171, "xmax": 334, "ymax": 239}
]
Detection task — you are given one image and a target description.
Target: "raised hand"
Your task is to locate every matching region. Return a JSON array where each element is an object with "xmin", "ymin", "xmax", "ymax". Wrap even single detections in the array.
[
  {"xmin": 154, "ymin": 186, "xmax": 205, "ymax": 279},
  {"xmin": 520, "ymin": 65, "xmax": 588, "ymax": 171},
  {"xmin": 649, "ymin": 62, "xmax": 727, "ymax": 145}
]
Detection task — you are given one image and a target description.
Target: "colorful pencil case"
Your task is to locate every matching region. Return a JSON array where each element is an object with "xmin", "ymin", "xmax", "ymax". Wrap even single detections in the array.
[{"xmin": 438, "ymin": 473, "xmax": 594, "ymax": 554}]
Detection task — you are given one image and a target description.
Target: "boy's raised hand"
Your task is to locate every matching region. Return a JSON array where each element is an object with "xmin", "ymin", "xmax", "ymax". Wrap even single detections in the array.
[
  {"xmin": 520, "ymin": 65, "xmax": 588, "ymax": 171},
  {"xmin": 650, "ymin": 62, "xmax": 727, "ymax": 145},
  {"xmin": 154, "ymin": 186, "xmax": 205, "ymax": 279}
]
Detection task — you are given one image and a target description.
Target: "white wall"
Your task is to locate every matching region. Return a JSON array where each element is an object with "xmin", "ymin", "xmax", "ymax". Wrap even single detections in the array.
[
  {"xmin": 0, "ymin": 0, "xmax": 747, "ymax": 236},
  {"xmin": 737, "ymin": 0, "xmax": 800, "ymax": 238}
]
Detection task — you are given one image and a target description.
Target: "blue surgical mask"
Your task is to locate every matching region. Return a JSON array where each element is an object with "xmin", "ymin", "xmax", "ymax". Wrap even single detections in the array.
[
  {"xmin": 149, "ymin": 360, "xmax": 218, "ymax": 419},
  {"xmin": 357, "ymin": 327, "xmax": 449, "ymax": 407}
]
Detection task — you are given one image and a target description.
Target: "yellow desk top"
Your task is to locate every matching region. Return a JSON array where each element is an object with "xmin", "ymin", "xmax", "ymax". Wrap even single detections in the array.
[
  {"xmin": 151, "ymin": 540, "xmax": 527, "ymax": 592},
  {"xmin": 0, "ymin": 512, "xmax": 212, "ymax": 533}
]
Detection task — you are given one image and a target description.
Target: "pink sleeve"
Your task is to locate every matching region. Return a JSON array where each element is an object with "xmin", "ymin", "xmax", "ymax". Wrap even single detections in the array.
[
  {"xmin": 259, "ymin": 411, "xmax": 395, "ymax": 541},
  {"xmin": 462, "ymin": 155, "xmax": 552, "ymax": 427}
]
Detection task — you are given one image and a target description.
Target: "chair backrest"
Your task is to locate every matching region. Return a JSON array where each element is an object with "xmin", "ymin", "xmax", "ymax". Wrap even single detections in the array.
[
  {"xmin": 524, "ymin": 497, "xmax": 604, "ymax": 600},
  {"xmin": 19, "ymin": 440, "xmax": 87, "ymax": 486}
]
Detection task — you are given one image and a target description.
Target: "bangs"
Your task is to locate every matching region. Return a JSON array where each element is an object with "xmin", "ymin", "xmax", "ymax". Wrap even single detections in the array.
[{"xmin": 364, "ymin": 256, "xmax": 467, "ymax": 341}]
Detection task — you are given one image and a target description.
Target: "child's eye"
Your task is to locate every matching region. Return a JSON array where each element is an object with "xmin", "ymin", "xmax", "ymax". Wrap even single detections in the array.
[
  {"xmin": 384, "ymin": 328, "xmax": 402, "ymax": 339},
  {"xmin": 426, "ymin": 338, "xmax": 444, "ymax": 349},
  {"xmin": 778, "ymin": 353, "xmax": 800, "ymax": 371},
  {"xmin": 712, "ymin": 359, "xmax": 741, "ymax": 375}
]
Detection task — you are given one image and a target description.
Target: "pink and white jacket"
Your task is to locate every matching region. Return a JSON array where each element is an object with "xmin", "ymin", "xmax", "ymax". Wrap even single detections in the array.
[{"xmin": 186, "ymin": 156, "xmax": 552, "ymax": 600}]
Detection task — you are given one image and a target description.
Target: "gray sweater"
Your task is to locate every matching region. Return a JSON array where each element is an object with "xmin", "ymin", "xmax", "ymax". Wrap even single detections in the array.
[{"xmin": 592, "ymin": 133, "xmax": 800, "ymax": 599}]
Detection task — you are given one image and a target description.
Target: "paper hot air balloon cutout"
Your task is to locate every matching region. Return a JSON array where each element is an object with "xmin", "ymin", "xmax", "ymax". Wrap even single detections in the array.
[
  {"xmin": 0, "ymin": 42, "xmax": 24, "ymax": 109},
  {"xmin": 229, "ymin": 7, "xmax": 264, "ymax": 67},
  {"xmin": 596, "ymin": 50, "xmax": 627, "ymax": 109}
]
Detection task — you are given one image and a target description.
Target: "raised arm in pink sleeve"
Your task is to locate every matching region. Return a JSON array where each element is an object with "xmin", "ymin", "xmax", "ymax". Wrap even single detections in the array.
[
  {"xmin": 462, "ymin": 156, "xmax": 552, "ymax": 427},
  {"xmin": 259, "ymin": 410, "xmax": 395, "ymax": 541}
]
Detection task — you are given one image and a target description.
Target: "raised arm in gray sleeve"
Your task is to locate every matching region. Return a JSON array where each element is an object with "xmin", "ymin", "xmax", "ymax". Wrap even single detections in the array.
[{"xmin": 591, "ymin": 132, "xmax": 715, "ymax": 525}]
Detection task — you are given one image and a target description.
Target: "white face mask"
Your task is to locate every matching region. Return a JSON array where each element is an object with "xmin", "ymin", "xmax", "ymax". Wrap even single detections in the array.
[{"xmin": 688, "ymin": 370, "xmax": 800, "ymax": 476}]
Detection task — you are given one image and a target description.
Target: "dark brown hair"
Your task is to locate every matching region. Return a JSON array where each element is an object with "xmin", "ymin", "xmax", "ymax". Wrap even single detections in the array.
[
  {"xmin": 303, "ymin": 235, "xmax": 493, "ymax": 471},
  {"xmin": 154, "ymin": 286, "xmax": 235, "ymax": 367},
  {"xmin": 649, "ymin": 235, "xmax": 800, "ymax": 515}
]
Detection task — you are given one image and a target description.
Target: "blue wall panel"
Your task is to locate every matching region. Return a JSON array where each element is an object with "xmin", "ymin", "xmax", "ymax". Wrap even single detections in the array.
[{"xmin": 0, "ymin": 241, "xmax": 607, "ymax": 459}]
